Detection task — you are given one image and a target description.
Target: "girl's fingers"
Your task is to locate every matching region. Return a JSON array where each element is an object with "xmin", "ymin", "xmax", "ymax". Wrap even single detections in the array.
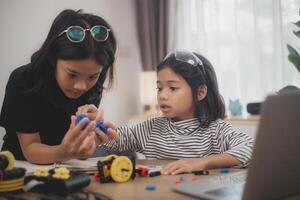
[
  {"xmin": 69, "ymin": 115, "xmax": 76, "ymax": 129},
  {"xmin": 95, "ymin": 107, "xmax": 104, "ymax": 121},
  {"xmin": 67, "ymin": 116, "xmax": 89, "ymax": 142},
  {"xmin": 94, "ymin": 134, "xmax": 103, "ymax": 145},
  {"xmin": 107, "ymin": 128, "xmax": 119, "ymax": 140},
  {"xmin": 86, "ymin": 112, "xmax": 97, "ymax": 120},
  {"xmin": 162, "ymin": 161, "xmax": 180, "ymax": 174},
  {"xmin": 94, "ymin": 128, "xmax": 109, "ymax": 144},
  {"xmin": 76, "ymin": 104, "xmax": 97, "ymax": 116},
  {"xmin": 85, "ymin": 104, "xmax": 98, "ymax": 113},
  {"xmin": 104, "ymin": 121, "xmax": 116, "ymax": 129},
  {"xmin": 167, "ymin": 165, "xmax": 181, "ymax": 175},
  {"xmin": 73, "ymin": 117, "xmax": 90, "ymax": 133},
  {"xmin": 76, "ymin": 105, "xmax": 85, "ymax": 115},
  {"xmin": 73, "ymin": 120, "xmax": 95, "ymax": 149},
  {"xmin": 78, "ymin": 135, "xmax": 96, "ymax": 156},
  {"xmin": 171, "ymin": 168, "xmax": 186, "ymax": 175}
]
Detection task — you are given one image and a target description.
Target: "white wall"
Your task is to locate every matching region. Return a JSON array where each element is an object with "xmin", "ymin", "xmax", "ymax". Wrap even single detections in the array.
[{"xmin": 0, "ymin": 0, "xmax": 143, "ymax": 147}]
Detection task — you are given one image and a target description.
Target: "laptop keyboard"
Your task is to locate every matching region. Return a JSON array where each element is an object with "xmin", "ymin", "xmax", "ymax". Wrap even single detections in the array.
[
  {"xmin": 205, "ymin": 171, "xmax": 247, "ymax": 186},
  {"xmin": 203, "ymin": 171, "xmax": 247, "ymax": 200}
]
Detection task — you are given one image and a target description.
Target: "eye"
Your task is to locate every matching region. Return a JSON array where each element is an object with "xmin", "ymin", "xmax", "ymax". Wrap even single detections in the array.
[
  {"xmin": 68, "ymin": 73, "xmax": 77, "ymax": 78},
  {"xmin": 89, "ymin": 75, "xmax": 99, "ymax": 80},
  {"xmin": 156, "ymin": 87, "xmax": 162, "ymax": 92},
  {"xmin": 170, "ymin": 86, "xmax": 178, "ymax": 91}
]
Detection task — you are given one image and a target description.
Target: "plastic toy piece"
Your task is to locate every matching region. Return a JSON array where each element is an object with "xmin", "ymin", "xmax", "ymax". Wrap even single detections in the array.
[
  {"xmin": 148, "ymin": 170, "xmax": 161, "ymax": 177},
  {"xmin": 110, "ymin": 156, "xmax": 133, "ymax": 183},
  {"xmin": 0, "ymin": 151, "xmax": 15, "ymax": 170},
  {"xmin": 97, "ymin": 155, "xmax": 136, "ymax": 183},
  {"xmin": 179, "ymin": 176, "xmax": 184, "ymax": 182},
  {"xmin": 76, "ymin": 113, "xmax": 108, "ymax": 134},
  {"xmin": 94, "ymin": 121, "xmax": 108, "ymax": 134},
  {"xmin": 0, "ymin": 151, "xmax": 26, "ymax": 193},
  {"xmin": 192, "ymin": 170, "xmax": 209, "ymax": 175},
  {"xmin": 76, "ymin": 113, "xmax": 89, "ymax": 125},
  {"xmin": 136, "ymin": 166, "xmax": 149, "ymax": 177},
  {"xmin": 52, "ymin": 167, "xmax": 70, "ymax": 180},
  {"xmin": 219, "ymin": 168, "xmax": 230, "ymax": 173},
  {"xmin": 145, "ymin": 184, "xmax": 156, "ymax": 191},
  {"xmin": 34, "ymin": 168, "xmax": 49, "ymax": 177}
]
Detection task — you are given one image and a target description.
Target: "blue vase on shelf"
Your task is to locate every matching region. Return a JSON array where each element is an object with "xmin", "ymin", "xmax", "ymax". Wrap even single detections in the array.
[{"xmin": 229, "ymin": 99, "xmax": 242, "ymax": 116}]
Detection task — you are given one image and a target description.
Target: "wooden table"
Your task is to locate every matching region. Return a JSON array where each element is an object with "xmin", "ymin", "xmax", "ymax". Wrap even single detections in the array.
[
  {"xmin": 8, "ymin": 159, "xmax": 300, "ymax": 200},
  {"xmin": 85, "ymin": 159, "xmax": 243, "ymax": 200}
]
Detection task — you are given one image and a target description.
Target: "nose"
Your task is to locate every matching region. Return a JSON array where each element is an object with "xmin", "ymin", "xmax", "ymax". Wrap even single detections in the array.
[
  {"xmin": 74, "ymin": 80, "xmax": 87, "ymax": 91},
  {"xmin": 158, "ymin": 89, "xmax": 168, "ymax": 101}
]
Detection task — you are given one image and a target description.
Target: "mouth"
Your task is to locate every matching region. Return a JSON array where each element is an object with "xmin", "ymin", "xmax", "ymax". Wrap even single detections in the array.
[
  {"xmin": 160, "ymin": 104, "xmax": 171, "ymax": 113},
  {"xmin": 68, "ymin": 91, "xmax": 83, "ymax": 99}
]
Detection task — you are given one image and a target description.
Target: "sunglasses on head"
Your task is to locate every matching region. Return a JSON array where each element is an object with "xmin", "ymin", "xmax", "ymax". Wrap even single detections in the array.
[
  {"xmin": 165, "ymin": 50, "xmax": 206, "ymax": 76},
  {"xmin": 58, "ymin": 25, "xmax": 110, "ymax": 43}
]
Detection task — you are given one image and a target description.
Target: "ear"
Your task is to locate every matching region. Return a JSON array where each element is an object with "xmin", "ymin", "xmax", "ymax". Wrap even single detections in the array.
[{"xmin": 197, "ymin": 85, "xmax": 207, "ymax": 101}]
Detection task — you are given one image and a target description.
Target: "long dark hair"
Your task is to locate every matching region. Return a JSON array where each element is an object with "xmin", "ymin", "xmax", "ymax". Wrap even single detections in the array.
[
  {"xmin": 29, "ymin": 9, "xmax": 117, "ymax": 103},
  {"xmin": 156, "ymin": 51, "xmax": 225, "ymax": 127}
]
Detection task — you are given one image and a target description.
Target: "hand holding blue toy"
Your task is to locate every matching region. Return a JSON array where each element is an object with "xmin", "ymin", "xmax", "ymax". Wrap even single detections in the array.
[{"xmin": 76, "ymin": 113, "xmax": 108, "ymax": 134}]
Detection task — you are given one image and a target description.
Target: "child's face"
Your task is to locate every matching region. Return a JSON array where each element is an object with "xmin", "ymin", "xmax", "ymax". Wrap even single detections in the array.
[
  {"xmin": 157, "ymin": 66, "xmax": 195, "ymax": 121},
  {"xmin": 55, "ymin": 58, "xmax": 102, "ymax": 99}
]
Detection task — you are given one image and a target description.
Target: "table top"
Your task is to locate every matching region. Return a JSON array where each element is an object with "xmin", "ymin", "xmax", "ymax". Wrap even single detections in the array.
[
  {"xmin": 85, "ymin": 159, "xmax": 243, "ymax": 200},
  {"xmin": 12, "ymin": 158, "xmax": 300, "ymax": 200}
]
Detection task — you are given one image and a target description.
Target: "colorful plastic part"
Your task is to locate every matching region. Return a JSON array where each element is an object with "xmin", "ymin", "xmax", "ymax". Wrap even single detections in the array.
[{"xmin": 145, "ymin": 184, "xmax": 156, "ymax": 190}]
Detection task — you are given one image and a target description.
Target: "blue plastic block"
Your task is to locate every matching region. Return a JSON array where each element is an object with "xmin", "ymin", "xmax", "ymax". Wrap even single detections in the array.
[{"xmin": 146, "ymin": 184, "xmax": 156, "ymax": 191}]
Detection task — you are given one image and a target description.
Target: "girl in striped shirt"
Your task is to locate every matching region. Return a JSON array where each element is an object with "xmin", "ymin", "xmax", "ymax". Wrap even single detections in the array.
[{"xmin": 89, "ymin": 50, "xmax": 253, "ymax": 175}]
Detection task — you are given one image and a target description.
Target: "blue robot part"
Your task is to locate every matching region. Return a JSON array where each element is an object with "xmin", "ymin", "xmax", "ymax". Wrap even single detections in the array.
[
  {"xmin": 94, "ymin": 121, "xmax": 108, "ymax": 134},
  {"xmin": 76, "ymin": 113, "xmax": 108, "ymax": 134},
  {"xmin": 76, "ymin": 113, "xmax": 89, "ymax": 125},
  {"xmin": 76, "ymin": 113, "xmax": 89, "ymax": 129}
]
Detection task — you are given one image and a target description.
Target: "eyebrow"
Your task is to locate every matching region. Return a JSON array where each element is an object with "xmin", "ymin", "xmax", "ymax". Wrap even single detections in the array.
[
  {"xmin": 157, "ymin": 80, "xmax": 180, "ymax": 84},
  {"xmin": 66, "ymin": 68, "xmax": 101, "ymax": 76}
]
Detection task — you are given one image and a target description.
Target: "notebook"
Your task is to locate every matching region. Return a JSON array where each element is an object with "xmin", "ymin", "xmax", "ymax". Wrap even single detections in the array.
[{"xmin": 172, "ymin": 94, "xmax": 300, "ymax": 200}]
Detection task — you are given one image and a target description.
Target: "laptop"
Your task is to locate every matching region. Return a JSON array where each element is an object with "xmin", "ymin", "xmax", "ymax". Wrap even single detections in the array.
[{"xmin": 172, "ymin": 94, "xmax": 300, "ymax": 200}]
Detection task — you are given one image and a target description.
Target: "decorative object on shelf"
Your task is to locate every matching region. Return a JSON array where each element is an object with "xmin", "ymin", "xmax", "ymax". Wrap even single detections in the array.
[
  {"xmin": 229, "ymin": 99, "xmax": 242, "ymax": 116},
  {"xmin": 247, "ymin": 102, "xmax": 261, "ymax": 115},
  {"xmin": 287, "ymin": 9, "xmax": 300, "ymax": 75},
  {"xmin": 140, "ymin": 71, "xmax": 158, "ymax": 115}
]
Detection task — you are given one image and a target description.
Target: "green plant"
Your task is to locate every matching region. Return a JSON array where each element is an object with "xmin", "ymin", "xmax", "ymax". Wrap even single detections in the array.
[{"xmin": 287, "ymin": 9, "xmax": 300, "ymax": 74}]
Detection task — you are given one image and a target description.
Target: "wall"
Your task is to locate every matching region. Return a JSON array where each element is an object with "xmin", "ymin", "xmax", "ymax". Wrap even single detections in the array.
[{"xmin": 0, "ymin": 0, "xmax": 143, "ymax": 147}]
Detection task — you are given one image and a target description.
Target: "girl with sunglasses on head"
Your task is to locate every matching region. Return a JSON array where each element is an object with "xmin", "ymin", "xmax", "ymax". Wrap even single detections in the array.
[
  {"xmin": 95, "ymin": 50, "xmax": 253, "ymax": 175},
  {"xmin": 0, "ymin": 9, "xmax": 116, "ymax": 164}
]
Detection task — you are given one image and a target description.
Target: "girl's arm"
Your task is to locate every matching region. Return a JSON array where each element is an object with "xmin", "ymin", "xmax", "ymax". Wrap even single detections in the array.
[
  {"xmin": 219, "ymin": 122, "xmax": 254, "ymax": 167},
  {"xmin": 96, "ymin": 118, "xmax": 155, "ymax": 152},
  {"xmin": 162, "ymin": 121, "xmax": 253, "ymax": 175},
  {"xmin": 17, "ymin": 115, "xmax": 96, "ymax": 164},
  {"xmin": 162, "ymin": 153, "xmax": 240, "ymax": 175}
]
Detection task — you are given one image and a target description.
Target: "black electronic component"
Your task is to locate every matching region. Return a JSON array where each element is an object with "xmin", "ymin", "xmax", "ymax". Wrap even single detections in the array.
[{"xmin": 24, "ymin": 172, "xmax": 91, "ymax": 196}]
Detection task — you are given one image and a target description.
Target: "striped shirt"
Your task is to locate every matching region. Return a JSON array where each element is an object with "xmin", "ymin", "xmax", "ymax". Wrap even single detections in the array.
[{"xmin": 104, "ymin": 117, "xmax": 253, "ymax": 166}]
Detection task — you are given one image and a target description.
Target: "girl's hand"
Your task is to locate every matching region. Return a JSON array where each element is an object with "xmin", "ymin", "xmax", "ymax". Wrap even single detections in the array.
[
  {"xmin": 60, "ymin": 115, "xmax": 97, "ymax": 160},
  {"xmin": 93, "ymin": 107, "xmax": 119, "ymax": 145},
  {"xmin": 161, "ymin": 158, "xmax": 208, "ymax": 175},
  {"xmin": 76, "ymin": 104, "xmax": 99, "ymax": 120},
  {"xmin": 94, "ymin": 120, "xmax": 119, "ymax": 145}
]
